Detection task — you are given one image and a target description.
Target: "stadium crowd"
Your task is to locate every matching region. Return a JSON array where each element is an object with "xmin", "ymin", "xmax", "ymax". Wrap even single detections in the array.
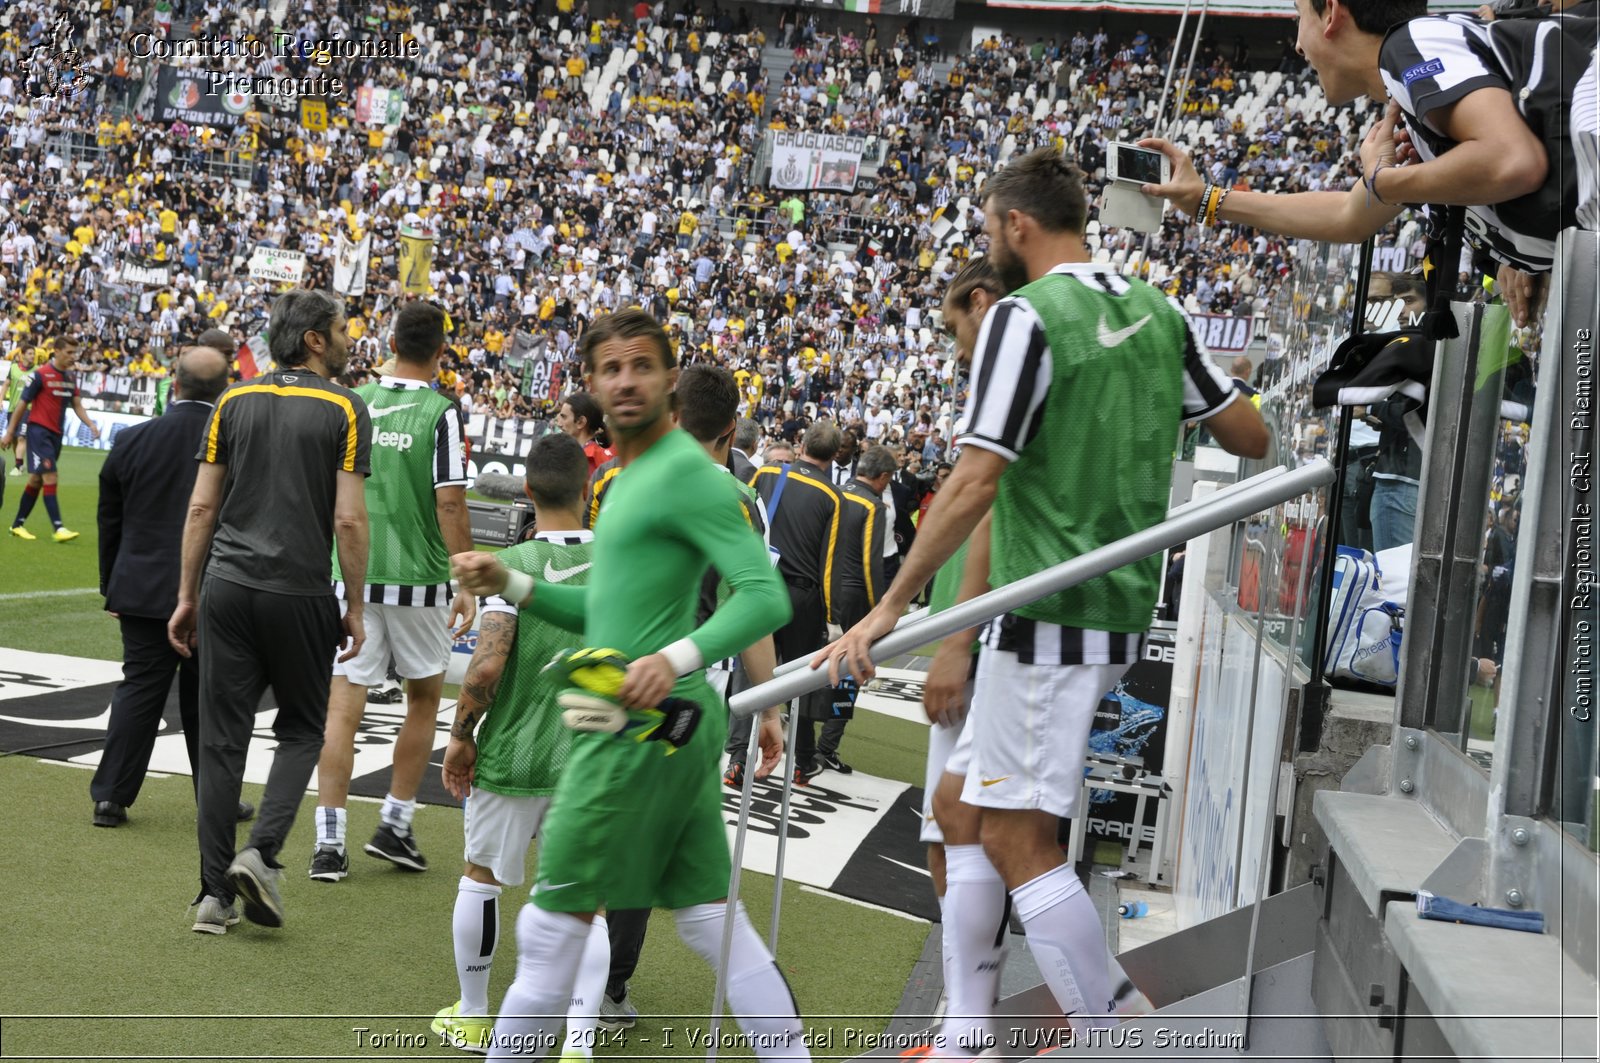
[{"xmin": 0, "ymin": 0, "xmax": 1390, "ymax": 463}]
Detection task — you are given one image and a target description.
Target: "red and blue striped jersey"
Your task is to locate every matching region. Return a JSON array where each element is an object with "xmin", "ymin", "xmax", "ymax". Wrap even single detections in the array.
[{"xmin": 20, "ymin": 364, "xmax": 78, "ymax": 435}]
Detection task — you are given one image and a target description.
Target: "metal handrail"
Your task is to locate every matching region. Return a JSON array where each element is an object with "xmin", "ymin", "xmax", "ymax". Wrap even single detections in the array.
[
  {"xmin": 766, "ymin": 462, "xmax": 1294, "ymax": 680},
  {"xmin": 729, "ymin": 458, "xmax": 1336, "ymax": 718}
]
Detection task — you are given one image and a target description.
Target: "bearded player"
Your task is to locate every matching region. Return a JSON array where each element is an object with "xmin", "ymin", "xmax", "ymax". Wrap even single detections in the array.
[{"xmin": 452, "ymin": 309, "xmax": 807, "ymax": 1061}]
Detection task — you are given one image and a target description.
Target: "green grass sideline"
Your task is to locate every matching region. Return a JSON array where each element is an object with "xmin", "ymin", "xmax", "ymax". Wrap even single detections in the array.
[{"xmin": 1, "ymin": 446, "xmax": 939, "ymax": 1058}]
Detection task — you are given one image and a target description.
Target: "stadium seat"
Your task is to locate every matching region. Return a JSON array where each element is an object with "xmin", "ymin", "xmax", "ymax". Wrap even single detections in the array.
[{"xmin": 557, "ymin": 28, "xmax": 573, "ymax": 47}]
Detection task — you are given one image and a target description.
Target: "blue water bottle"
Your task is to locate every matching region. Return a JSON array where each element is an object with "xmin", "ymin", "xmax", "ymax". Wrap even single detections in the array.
[{"xmin": 1117, "ymin": 901, "xmax": 1148, "ymax": 919}]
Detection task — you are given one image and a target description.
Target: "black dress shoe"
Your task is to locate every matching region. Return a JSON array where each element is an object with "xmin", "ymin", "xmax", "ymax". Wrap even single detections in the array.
[
  {"xmin": 93, "ymin": 801, "xmax": 127, "ymax": 827},
  {"xmin": 237, "ymin": 801, "xmax": 255, "ymax": 822}
]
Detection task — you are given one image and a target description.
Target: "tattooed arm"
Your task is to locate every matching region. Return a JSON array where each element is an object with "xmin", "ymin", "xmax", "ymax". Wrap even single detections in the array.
[{"xmin": 441, "ymin": 608, "xmax": 517, "ymax": 801}]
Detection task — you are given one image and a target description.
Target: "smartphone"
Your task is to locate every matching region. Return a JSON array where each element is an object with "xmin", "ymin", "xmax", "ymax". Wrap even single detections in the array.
[{"xmin": 1106, "ymin": 142, "xmax": 1171, "ymax": 186}]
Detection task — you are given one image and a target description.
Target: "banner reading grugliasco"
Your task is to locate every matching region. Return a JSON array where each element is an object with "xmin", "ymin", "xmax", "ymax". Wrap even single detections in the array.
[
  {"xmin": 153, "ymin": 65, "xmax": 251, "ymax": 127},
  {"xmin": 397, "ymin": 226, "xmax": 434, "ymax": 295},
  {"xmin": 767, "ymin": 131, "xmax": 866, "ymax": 192}
]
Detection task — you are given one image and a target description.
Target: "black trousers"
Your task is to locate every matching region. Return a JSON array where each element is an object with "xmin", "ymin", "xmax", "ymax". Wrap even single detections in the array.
[
  {"xmin": 195, "ymin": 577, "xmax": 339, "ymax": 903},
  {"xmin": 606, "ymin": 907, "xmax": 653, "ymax": 1000},
  {"xmin": 91, "ymin": 614, "xmax": 200, "ymax": 806},
  {"xmin": 730, "ymin": 581, "xmax": 828, "ymax": 768}
]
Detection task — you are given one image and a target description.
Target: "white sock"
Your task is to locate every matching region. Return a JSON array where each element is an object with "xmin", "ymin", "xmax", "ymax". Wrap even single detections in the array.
[
  {"xmin": 380, "ymin": 793, "xmax": 417, "ymax": 834},
  {"xmin": 315, "ymin": 806, "xmax": 347, "ymax": 851},
  {"xmin": 562, "ymin": 915, "xmax": 610, "ymax": 1059},
  {"xmin": 1011, "ymin": 863, "xmax": 1115, "ymax": 1028},
  {"xmin": 675, "ymin": 902, "xmax": 810, "ymax": 1061},
  {"xmin": 937, "ymin": 845, "xmax": 1008, "ymax": 1055},
  {"xmin": 488, "ymin": 905, "xmax": 590, "ymax": 1062},
  {"xmin": 454, "ymin": 878, "xmax": 502, "ymax": 1018}
]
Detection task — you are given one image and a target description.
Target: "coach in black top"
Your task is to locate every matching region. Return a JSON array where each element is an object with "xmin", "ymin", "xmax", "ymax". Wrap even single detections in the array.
[
  {"xmin": 747, "ymin": 420, "xmax": 846, "ymax": 783},
  {"xmin": 92, "ymin": 346, "xmax": 241, "ymax": 829},
  {"xmin": 169, "ymin": 289, "xmax": 372, "ymax": 934}
]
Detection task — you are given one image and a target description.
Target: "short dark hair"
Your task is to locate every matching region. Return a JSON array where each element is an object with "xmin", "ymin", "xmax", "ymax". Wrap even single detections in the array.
[
  {"xmin": 676, "ymin": 364, "xmax": 740, "ymax": 443},
  {"xmin": 195, "ymin": 328, "xmax": 235, "ymax": 354},
  {"xmin": 579, "ymin": 307, "xmax": 672, "ymax": 372},
  {"xmin": 1307, "ymin": 0, "xmax": 1426, "ymax": 34},
  {"xmin": 176, "ymin": 345, "xmax": 229, "ymax": 405},
  {"xmin": 268, "ymin": 289, "xmax": 343, "ymax": 368},
  {"xmin": 979, "ymin": 146, "xmax": 1088, "ymax": 235},
  {"xmin": 856, "ymin": 445, "xmax": 898, "ymax": 480},
  {"xmin": 802, "ymin": 420, "xmax": 842, "ymax": 462},
  {"xmin": 945, "ymin": 256, "xmax": 1004, "ymax": 311},
  {"xmin": 562, "ymin": 391, "xmax": 605, "ymax": 436},
  {"xmin": 393, "ymin": 301, "xmax": 447, "ymax": 365},
  {"xmin": 524, "ymin": 431, "xmax": 589, "ymax": 510}
]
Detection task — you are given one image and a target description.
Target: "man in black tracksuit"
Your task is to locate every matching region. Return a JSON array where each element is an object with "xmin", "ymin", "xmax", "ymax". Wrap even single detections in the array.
[{"xmin": 747, "ymin": 420, "xmax": 845, "ymax": 784}]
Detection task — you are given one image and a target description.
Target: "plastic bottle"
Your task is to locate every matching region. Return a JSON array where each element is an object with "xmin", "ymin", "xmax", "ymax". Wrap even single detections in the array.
[{"xmin": 1117, "ymin": 901, "xmax": 1148, "ymax": 919}]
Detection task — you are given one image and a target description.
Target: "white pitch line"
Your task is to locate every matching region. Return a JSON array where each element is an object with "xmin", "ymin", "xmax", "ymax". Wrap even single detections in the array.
[
  {"xmin": 0, "ymin": 587, "xmax": 101, "ymax": 602},
  {"xmin": 798, "ymin": 884, "xmax": 931, "ymax": 923}
]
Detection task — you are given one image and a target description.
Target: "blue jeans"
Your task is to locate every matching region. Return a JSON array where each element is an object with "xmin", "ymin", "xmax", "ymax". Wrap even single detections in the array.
[{"xmin": 1370, "ymin": 477, "xmax": 1419, "ymax": 552}]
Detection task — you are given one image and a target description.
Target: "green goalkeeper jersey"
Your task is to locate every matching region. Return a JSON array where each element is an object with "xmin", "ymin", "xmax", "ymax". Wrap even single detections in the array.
[
  {"xmin": 474, "ymin": 532, "xmax": 595, "ymax": 796},
  {"xmin": 526, "ymin": 428, "xmax": 791, "ymax": 689},
  {"xmin": 334, "ymin": 376, "xmax": 468, "ymax": 605}
]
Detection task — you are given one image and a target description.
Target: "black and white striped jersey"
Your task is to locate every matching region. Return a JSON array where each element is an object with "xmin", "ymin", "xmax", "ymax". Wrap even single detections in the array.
[{"xmin": 1379, "ymin": 11, "xmax": 1597, "ymax": 272}]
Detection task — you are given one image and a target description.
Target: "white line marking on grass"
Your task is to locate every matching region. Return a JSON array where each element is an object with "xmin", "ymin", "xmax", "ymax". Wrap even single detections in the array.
[
  {"xmin": 0, "ymin": 587, "xmax": 101, "ymax": 602},
  {"xmin": 798, "ymin": 884, "xmax": 931, "ymax": 923}
]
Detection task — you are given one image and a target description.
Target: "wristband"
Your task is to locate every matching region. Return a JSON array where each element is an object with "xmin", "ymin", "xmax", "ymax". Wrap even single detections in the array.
[
  {"xmin": 503, "ymin": 568, "xmax": 535, "ymax": 607},
  {"xmin": 1213, "ymin": 184, "xmax": 1232, "ymax": 222},
  {"xmin": 1365, "ymin": 161, "xmax": 1393, "ymax": 206},
  {"xmin": 1195, "ymin": 181, "xmax": 1212, "ymax": 223},
  {"xmin": 660, "ymin": 636, "xmax": 704, "ymax": 676}
]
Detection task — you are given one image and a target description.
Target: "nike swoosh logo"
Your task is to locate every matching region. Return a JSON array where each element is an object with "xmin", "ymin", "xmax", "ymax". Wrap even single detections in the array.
[
  {"xmin": 537, "ymin": 880, "xmax": 578, "ymax": 892},
  {"xmin": 1096, "ymin": 312, "xmax": 1153, "ymax": 348},
  {"xmin": 369, "ymin": 403, "xmax": 419, "ymax": 420},
  {"xmin": 544, "ymin": 560, "xmax": 592, "ymax": 583},
  {"xmin": 980, "ymin": 776, "xmax": 1011, "ymax": 787}
]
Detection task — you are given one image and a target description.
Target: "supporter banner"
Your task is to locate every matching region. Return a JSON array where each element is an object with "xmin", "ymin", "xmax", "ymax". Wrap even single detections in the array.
[
  {"xmin": 1191, "ymin": 314, "xmax": 1255, "ymax": 354},
  {"xmin": 767, "ymin": 131, "xmax": 867, "ymax": 191},
  {"xmin": 523, "ymin": 351, "xmax": 562, "ymax": 403},
  {"xmin": 61, "ymin": 408, "xmax": 155, "ymax": 450},
  {"xmin": 355, "ymin": 84, "xmax": 405, "ymax": 125},
  {"xmin": 299, "ymin": 97, "xmax": 329, "ymax": 132},
  {"xmin": 116, "ymin": 262, "xmax": 170, "ymax": 286},
  {"xmin": 746, "ymin": 0, "xmax": 955, "ymax": 18},
  {"xmin": 332, "ymin": 232, "xmax": 371, "ymax": 297},
  {"xmin": 988, "ymin": 0, "xmax": 1474, "ymax": 12},
  {"xmin": 398, "ymin": 227, "xmax": 434, "ymax": 294},
  {"xmin": 502, "ymin": 328, "xmax": 536, "ymax": 372},
  {"xmin": 248, "ymin": 245, "xmax": 307, "ymax": 284},
  {"xmin": 464, "ymin": 420, "xmax": 553, "ymax": 459},
  {"xmin": 97, "ymin": 281, "xmax": 137, "ymax": 317},
  {"xmin": 153, "ymin": 64, "xmax": 251, "ymax": 128}
]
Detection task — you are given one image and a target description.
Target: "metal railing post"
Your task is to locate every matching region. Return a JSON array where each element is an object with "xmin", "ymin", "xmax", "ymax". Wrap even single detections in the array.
[
  {"xmin": 766, "ymin": 465, "xmax": 1294, "ymax": 680},
  {"xmin": 730, "ymin": 459, "xmax": 1337, "ymax": 718}
]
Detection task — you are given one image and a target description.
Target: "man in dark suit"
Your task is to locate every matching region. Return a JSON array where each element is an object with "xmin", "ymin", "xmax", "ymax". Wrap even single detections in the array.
[
  {"xmin": 729, "ymin": 418, "xmax": 759, "ymax": 482},
  {"xmin": 91, "ymin": 346, "xmax": 252, "ymax": 828}
]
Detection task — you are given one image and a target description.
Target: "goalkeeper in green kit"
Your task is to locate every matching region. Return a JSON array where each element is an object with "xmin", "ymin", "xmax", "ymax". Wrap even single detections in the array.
[{"xmin": 451, "ymin": 309, "xmax": 809, "ymax": 1061}]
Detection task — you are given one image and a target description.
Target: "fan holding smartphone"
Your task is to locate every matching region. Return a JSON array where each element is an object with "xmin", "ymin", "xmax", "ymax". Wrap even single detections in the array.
[{"xmin": 1098, "ymin": 141, "xmax": 1172, "ymax": 232}]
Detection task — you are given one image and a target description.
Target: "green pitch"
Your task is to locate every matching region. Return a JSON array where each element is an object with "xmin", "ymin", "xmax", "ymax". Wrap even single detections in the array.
[
  {"xmin": 0, "ymin": 447, "xmax": 118, "ymax": 658},
  {"xmin": 1, "ymin": 446, "xmax": 942, "ymax": 1060}
]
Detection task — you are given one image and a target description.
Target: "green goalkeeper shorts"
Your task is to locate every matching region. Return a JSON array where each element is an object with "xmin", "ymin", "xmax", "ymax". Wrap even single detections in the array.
[{"xmin": 530, "ymin": 678, "xmax": 731, "ymax": 913}]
